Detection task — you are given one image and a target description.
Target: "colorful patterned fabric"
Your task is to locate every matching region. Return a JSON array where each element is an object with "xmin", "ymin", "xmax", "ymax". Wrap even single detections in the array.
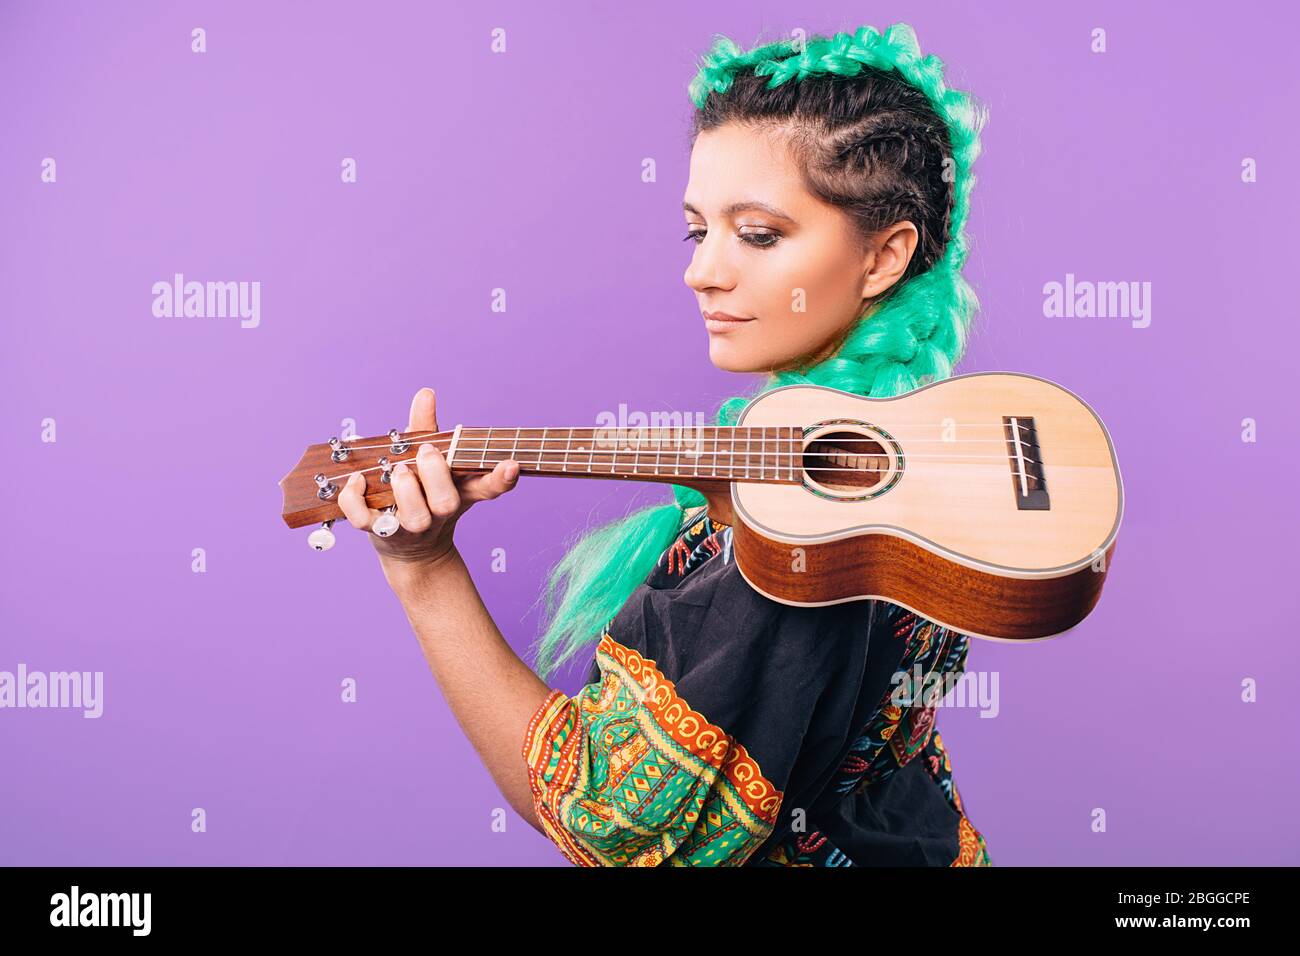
[{"xmin": 522, "ymin": 507, "xmax": 992, "ymax": 867}]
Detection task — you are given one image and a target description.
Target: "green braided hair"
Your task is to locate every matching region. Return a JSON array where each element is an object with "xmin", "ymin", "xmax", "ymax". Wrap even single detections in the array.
[{"xmin": 528, "ymin": 22, "xmax": 988, "ymax": 682}]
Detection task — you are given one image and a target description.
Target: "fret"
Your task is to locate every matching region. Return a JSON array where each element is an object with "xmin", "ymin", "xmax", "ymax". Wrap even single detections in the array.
[
  {"xmin": 760, "ymin": 427, "xmax": 766, "ymax": 480},
  {"xmin": 654, "ymin": 427, "xmax": 662, "ymax": 477},
  {"xmin": 563, "ymin": 427, "xmax": 573, "ymax": 474},
  {"xmin": 586, "ymin": 427, "xmax": 595, "ymax": 473},
  {"xmin": 446, "ymin": 424, "xmax": 463, "ymax": 468},
  {"xmin": 631, "ymin": 427, "xmax": 639, "ymax": 476},
  {"xmin": 480, "ymin": 427, "xmax": 492, "ymax": 470},
  {"xmin": 603, "ymin": 426, "xmax": 616, "ymax": 475},
  {"xmin": 744, "ymin": 427, "xmax": 751, "ymax": 480}
]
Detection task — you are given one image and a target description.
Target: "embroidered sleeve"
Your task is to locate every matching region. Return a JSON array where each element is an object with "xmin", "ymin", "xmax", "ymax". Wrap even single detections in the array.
[{"xmin": 521, "ymin": 633, "xmax": 783, "ymax": 867}]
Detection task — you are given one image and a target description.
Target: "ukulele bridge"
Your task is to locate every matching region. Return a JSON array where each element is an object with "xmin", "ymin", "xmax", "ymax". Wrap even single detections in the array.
[{"xmin": 1003, "ymin": 415, "xmax": 1050, "ymax": 510}]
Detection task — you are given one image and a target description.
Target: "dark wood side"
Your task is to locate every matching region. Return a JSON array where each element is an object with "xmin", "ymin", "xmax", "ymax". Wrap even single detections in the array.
[{"xmin": 730, "ymin": 519, "xmax": 1117, "ymax": 641}]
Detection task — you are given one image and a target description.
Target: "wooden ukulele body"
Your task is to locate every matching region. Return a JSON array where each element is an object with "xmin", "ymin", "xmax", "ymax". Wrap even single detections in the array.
[{"xmin": 717, "ymin": 373, "xmax": 1122, "ymax": 641}]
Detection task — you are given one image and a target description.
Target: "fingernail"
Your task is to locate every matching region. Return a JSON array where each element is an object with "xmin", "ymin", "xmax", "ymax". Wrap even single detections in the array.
[
  {"xmin": 418, "ymin": 443, "xmax": 434, "ymax": 458},
  {"xmin": 394, "ymin": 461, "xmax": 409, "ymax": 476}
]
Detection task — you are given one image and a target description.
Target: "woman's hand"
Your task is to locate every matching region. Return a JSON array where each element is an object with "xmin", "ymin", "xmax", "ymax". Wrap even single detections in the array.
[{"xmin": 337, "ymin": 386, "xmax": 520, "ymax": 571}]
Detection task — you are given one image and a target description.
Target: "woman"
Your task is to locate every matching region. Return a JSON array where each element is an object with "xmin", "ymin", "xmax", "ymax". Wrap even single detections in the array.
[{"xmin": 338, "ymin": 23, "xmax": 992, "ymax": 866}]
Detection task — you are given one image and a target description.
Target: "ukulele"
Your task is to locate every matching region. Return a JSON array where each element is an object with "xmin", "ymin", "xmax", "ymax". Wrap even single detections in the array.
[{"xmin": 280, "ymin": 371, "xmax": 1123, "ymax": 642}]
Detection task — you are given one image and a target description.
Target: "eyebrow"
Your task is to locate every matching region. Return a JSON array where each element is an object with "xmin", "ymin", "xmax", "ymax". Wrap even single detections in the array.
[{"xmin": 683, "ymin": 200, "xmax": 795, "ymax": 222}]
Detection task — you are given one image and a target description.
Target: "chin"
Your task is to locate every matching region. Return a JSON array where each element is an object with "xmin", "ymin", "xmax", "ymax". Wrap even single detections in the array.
[{"xmin": 707, "ymin": 338, "xmax": 769, "ymax": 373}]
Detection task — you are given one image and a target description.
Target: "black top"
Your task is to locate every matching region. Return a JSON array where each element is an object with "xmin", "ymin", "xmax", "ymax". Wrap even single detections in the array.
[{"xmin": 580, "ymin": 507, "xmax": 993, "ymax": 866}]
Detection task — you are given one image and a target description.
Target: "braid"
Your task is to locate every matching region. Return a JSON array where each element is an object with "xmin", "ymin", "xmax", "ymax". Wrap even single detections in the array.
[{"xmin": 828, "ymin": 120, "xmax": 953, "ymax": 271}]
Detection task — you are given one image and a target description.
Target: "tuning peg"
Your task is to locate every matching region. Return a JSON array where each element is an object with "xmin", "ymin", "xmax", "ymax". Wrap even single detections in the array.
[
  {"xmin": 389, "ymin": 429, "xmax": 410, "ymax": 455},
  {"xmin": 314, "ymin": 473, "xmax": 339, "ymax": 500},
  {"xmin": 372, "ymin": 505, "xmax": 400, "ymax": 538},
  {"xmin": 307, "ymin": 520, "xmax": 336, "ymax": 552},
  {"xmin": 379, "ymin": 457, "xmax": 394, "ymax": 484},
  {"xmin": 329, "ymin": 437, "xmax": 351, "ymax": 462}
]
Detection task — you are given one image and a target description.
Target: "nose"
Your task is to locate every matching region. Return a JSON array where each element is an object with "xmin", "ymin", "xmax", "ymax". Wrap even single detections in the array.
[{"xmin": 683, "ymin": 232, "xmax": 736, "ymax": 294}]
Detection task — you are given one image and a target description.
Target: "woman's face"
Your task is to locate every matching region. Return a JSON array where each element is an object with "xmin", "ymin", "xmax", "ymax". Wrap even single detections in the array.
[{"xmin": 683, "ymin": 122, "xmax": 918, "ymax": 373}]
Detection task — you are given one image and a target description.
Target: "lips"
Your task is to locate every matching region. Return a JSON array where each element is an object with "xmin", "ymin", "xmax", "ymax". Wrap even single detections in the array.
[{"xmin": 703, "ymin": 310, "xmax": 756, "ymax": 333}]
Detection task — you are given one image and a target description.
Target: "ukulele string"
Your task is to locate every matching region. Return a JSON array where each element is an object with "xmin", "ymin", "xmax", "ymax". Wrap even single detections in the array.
[
  {"xmin": 324, "ymin": 448, "xmax": 1041, "ymax": 483},
  {"xmin": 326, "ymin": 461, "xmax": 1042, "ymax": 483},
  {"xmin": 330, "ymin": 423, "xmax": 1035, "ymax": 455}
]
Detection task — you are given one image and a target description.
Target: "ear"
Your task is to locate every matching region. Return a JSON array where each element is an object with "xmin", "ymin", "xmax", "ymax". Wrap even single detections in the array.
[{"xmin": 860, "ymin": 221, "xmax": 920, "ymax": 299}]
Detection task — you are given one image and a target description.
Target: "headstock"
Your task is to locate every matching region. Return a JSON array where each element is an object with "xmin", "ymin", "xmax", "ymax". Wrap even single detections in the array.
[{"xmin": 278, "ymin": 428, "xmax": 451, "ymax": 548}]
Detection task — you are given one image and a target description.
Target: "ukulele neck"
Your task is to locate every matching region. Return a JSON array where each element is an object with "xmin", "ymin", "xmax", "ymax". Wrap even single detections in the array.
[{"xmin": 439, "ymin": 424, "xmax": 802, "ymax": 485}]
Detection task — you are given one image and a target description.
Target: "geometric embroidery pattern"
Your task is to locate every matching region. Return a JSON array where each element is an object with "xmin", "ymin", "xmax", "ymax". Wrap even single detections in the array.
[{"xmin": 523, "ymin": 633, "xmax": 783, "ymax": 866}]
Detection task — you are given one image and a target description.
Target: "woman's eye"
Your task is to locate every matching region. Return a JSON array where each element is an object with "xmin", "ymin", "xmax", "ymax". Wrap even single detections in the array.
[{"xmin": 681, "ymin": 229, "xmax": 780, "ymax": 248}]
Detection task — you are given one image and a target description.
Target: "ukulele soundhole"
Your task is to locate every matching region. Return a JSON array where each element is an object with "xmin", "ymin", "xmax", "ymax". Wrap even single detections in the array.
[{"xmin": 801, "ymin": 421, "xmax": 902, "ymax": 501}]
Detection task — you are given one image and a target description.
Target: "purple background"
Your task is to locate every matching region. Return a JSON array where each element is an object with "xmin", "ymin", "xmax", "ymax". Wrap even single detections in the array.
[{"xmin": 2, "ymin": 0, "xmax": 1296, "ymax": 866}]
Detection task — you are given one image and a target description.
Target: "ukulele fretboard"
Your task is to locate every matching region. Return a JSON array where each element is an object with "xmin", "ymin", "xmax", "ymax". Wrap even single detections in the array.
[{"xmin": 443, "ymin": 425, "xmax": 803, "ymax": 483}]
